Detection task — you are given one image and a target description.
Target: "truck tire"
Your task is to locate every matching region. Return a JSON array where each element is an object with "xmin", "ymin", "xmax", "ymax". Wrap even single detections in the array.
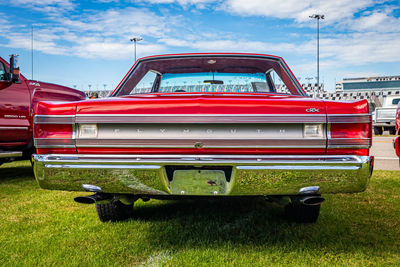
[
  {"xmin": 95, "ymin": 201, "xmax": 134, "ymax": 222},
  {"xmin": 284, "ymin": 202, "xmax": 320, "ymax": 223},
  {"xmin": 374, "ymin": 126, "xmax": 383, "ymax": 135},
  {"xmin": 389, "ymin": 127, "xmax": 396, "ymax": 135}
]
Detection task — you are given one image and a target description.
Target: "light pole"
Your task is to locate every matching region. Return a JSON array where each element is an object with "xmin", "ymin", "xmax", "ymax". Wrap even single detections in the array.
[
  {"xmin": 130, "ymin": 37, "xmax": 143, "ymax": 62},
  {"xmin": 309, "ymin": 14, "xmax": 324, "ymax": 97}
]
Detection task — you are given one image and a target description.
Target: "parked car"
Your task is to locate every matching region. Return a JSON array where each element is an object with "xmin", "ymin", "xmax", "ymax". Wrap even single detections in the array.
[
  {"xmin": 373, "ymin": 95, "xmax": 400, "ymax": 135},
  {"xmin": 394, "ymin": 104, "xmax": 399, "ymax": 162},
  {"xmin": 396, "ymin": 102, "xmax": 400, "ymax": 135},
  {"xmin": 394, "ymin": 136, "xmax": 399, "ymax": 159},
  {"xmin": 33, "ymin": 53, "xmax": 374, "ymax": 223},
  {"xmin": 0, "ymin": 55, "xmax": 86, "ymax": 166}
]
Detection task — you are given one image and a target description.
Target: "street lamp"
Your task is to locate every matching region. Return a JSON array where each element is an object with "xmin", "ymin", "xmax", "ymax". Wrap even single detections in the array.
[
  {"xmin": 309, "ymin": 14, "xmax": 324, "ymax": 97},
  {"xmin": 130, "ymin": 37, "xmax": 143, "ymax": 62}
]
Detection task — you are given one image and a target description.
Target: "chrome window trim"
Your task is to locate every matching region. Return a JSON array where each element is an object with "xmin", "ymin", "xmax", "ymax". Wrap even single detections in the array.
[{"xmin": 111, "ymin": 54, "xmax": 307, "ymax": 97}]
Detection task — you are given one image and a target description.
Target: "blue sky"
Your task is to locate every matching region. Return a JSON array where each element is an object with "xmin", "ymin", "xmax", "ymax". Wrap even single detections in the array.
[{"xmin": 1, "ymin": 0, "xmax": 399, "ymax": 92}]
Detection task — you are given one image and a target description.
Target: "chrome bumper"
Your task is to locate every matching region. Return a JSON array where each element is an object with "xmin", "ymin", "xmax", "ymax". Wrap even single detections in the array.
[{"xmin": 33, "ymin": 154, "xmax": 374, "ymax": 196}]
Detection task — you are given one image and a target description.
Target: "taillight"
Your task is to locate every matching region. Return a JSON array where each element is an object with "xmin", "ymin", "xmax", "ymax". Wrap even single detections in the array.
[
  {"xmin": 328, "ymin": 122, "xmax": 371, "ymax": 154},
  {"xmin": 34, "ymin": 117, "xmax": 76, "ymax": 154},
  {"xmin": 34, "ymin": 101, "xmax": 78, "ymax": 154},
  {"xmin": 330, "ymin": 123, "xmax": 371, "ymax": 139},
  {"xmin": 37, "ymin": 124, "xmax": 73, "ymax": 139}
]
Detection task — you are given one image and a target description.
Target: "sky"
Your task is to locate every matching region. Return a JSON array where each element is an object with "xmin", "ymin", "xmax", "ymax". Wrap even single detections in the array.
[{"xmin": 0, "ymin": 0, "xmax": 399, "ymax": 92}]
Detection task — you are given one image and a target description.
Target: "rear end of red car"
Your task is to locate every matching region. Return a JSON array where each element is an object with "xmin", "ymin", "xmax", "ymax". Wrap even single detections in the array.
[
  {"xmin": 32, "ymin": 94, "xmax": 374, "ymax": 222},
  {"xmin": 32, "ymin": 54, "xmax": 374, "ymax": 223}
]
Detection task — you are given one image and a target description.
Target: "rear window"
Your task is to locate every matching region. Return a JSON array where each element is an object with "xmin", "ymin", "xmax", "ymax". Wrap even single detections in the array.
[
  {"xmin": 158, "ymin": 72, "xmax": 271, "ymax": 93},
  {"xmin": 113, "ymin": 56, "xmax": 305, "ymax": 96},
  {"xmin": 392, "ymin": 98, "xmax": 400, "ymax": 105}
]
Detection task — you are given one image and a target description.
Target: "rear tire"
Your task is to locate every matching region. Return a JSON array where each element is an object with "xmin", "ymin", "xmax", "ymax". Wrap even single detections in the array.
[
  {"xmin": 389, "ymin": 127, "xmax": 396, "ymax": 135},
  {"xmin": 284, "ymin": 202, "xmax": 321, "ymax": 223},
  {"xmin": 95, "ymin": 201, "xmax": 134, "ymax": 222},
  {"xmin": 374, "ymin": 126, "xmax": 383, "ymax": 135}
]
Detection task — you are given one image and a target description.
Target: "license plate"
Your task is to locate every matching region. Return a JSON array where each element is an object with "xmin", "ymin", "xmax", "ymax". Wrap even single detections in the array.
[{"xmin": 169, "ymin": 169, "xmax": 227, "ymax": 195}]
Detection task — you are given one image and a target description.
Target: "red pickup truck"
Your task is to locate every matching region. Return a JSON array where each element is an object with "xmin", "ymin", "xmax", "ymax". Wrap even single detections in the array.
[{"xmin": 0, "ymin": 55, "xmax": 86, "ymax": 165}]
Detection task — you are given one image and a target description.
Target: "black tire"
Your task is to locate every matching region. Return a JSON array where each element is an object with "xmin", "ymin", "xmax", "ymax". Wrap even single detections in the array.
[
  {"xmin": 284, "ymin": 202, "xmax": 321, "ymax": 223},
  {"xmin": 95, "ymin": 201, "xmax": 134, "ymax": 222},
  {"xmin": 389, "ymin": 127, "xmax": 396, "ymax": 135},
  {"xmin": 374, "ymin": 126, "xmax": 383, "ymax": 135}
]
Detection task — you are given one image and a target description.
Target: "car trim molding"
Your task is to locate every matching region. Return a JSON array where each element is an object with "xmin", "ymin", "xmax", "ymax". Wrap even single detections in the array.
[
  {"xmin": 74, "ymin": 138, "xmax": 326, "ymax": 149},
  {"xmin": 35, "ymin": 113, "xmax": 371, "ymax": 125}
]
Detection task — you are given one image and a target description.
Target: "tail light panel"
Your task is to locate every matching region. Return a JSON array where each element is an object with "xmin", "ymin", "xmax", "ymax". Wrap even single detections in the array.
[
  {"xmin": 34, "ymin": 121, "xmax": 76, "ymax": 154},
  {"xmin": 327, "ymin": 120, "xmax": 372, "ymax": 156},
  {"xmin": 34, "ymin": 102, "xmax": 77, "ymax": 154}
]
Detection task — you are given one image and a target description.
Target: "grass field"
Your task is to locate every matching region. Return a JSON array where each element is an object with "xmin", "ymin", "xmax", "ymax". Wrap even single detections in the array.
[{"xmin": 0, "ymin": 161, "xmax": 399, "ymax": 266}]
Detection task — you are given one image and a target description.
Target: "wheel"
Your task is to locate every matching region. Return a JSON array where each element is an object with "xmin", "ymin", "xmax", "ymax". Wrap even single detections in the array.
[
  {"xmin": 374, "ymin": 126, "xmax": 383, "ymax": 135},
  {"xmin": 284, "ymin": 202, "xmax": 321, "ymax": 223},
  {"xmin": 389, "ymin": 127, "xmax": 396, "ymax": 135},
  {"xmin": 95, "ymin": 200, "xmax": 134, "ymax": 222}
]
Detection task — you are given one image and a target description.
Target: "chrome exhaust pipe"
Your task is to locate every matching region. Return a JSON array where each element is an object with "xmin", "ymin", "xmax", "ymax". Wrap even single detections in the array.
[
  {"xmin": 298, "ymin": 195, "xmax": 325, "ymax": 206},
  {"xmin": 74, "ymin": 193, "xmax": 112, "ymax": 204}
]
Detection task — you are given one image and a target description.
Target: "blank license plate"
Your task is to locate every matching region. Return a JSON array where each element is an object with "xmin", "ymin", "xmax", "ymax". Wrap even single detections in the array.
[{"xmin": 169, "ymin": 169, "xmax": 227, "ymax": 195}]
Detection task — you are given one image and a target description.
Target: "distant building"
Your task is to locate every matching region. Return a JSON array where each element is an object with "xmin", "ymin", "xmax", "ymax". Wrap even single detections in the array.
[{"xmin": 336, "ymin": 76, "xmax": 400, "ymax": 93}]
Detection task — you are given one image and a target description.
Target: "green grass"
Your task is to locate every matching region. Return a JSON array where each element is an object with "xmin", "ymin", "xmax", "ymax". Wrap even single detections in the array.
[{"xmin": 0, "ymin": 161, "xmax": 399, "ymax": 266}]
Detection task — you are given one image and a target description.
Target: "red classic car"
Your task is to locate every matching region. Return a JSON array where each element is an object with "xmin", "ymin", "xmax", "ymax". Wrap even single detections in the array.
[{"xmin": 33, "ymin": 53, "xmax": 374, "ymax": 223}]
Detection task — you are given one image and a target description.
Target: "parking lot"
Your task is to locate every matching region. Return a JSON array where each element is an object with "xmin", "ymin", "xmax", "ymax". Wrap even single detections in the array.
[{"xmin": 371, "ymin": 136, "xmax": 399, "ymax": 170}]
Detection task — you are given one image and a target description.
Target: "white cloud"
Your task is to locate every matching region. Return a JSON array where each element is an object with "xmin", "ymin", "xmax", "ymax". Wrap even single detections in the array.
[
  {"xmin": 1, "ymin": 0, "xmax": 399, "ymax": 68},
  {"xmin": 72, "ymin": 42, "xmax": 165, "ymax": 59},
  {"xmin": 56, "ymin": 7, "xmax": 172, "ymax": 38},
  {"xmin": 4, "ymin": 32, "xmax": 69, "ymax": 55},
  {"xmin": 351, "ymin": 9, "xmax": 400, "ymax": 32},
  {"xmin": 96, "ymin": 0, "xmax": 119, "ymax": 2},
  {"xmin": 0, "ymin": 7, "xmax": 174, "ymax": 59},
  {"xmin": 160, "ymin": 38, "xmax": 302, "ymax": 54},
  {"xmin": 139, "ymin": 0, "xmax": 216, "ymax": 6},
  {"xmin": 6, "ymin": 0, "xmax": 74, "ymax": 13},
  {"xmin": 146, "ymin": 0, "xmax": 381, "ymax": 25},
  {"xmin": 321, "ymin": 33, "xmax": 400, "ymax": 65},
  {"xmin": 222, "ymin": 0, "xmax": 378, "ymax": 24}
]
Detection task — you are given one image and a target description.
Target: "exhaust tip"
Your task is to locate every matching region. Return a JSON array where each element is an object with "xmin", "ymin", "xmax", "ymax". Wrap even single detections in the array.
[
  {"xmin": 74, "ymin": 196, "xmax": 96, "ymax": 204},
  {"xmin": 300, "ymin": 196, "xmax": 325, "ymax": 206}
]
